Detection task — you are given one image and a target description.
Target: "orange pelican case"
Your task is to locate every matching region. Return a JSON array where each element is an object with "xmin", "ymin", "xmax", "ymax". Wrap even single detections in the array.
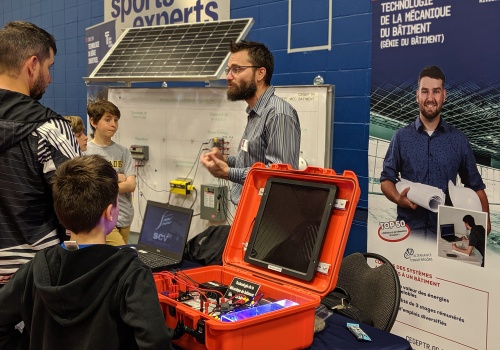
[{"xmin": 154, "ymin": 163, "xmax": 360, "ymax": 350}]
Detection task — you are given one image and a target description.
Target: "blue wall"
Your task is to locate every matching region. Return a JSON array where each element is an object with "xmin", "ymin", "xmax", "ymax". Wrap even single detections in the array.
[
  {"xmin": 0, "ymin": 0, "xmax": 371, "ymax": 254},
  {"xmin": 0, "ymin": 0, "xmax": 104, "ymax": 126}
]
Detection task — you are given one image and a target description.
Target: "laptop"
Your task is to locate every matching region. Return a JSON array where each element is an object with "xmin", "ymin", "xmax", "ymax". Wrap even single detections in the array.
[
  {"xmin": 135, "ymin": 200, "xmax": 193, "ymax": 271},
  {"xmin": 440, "ymin": 223, "xmax": 461, "ymax": 242}
]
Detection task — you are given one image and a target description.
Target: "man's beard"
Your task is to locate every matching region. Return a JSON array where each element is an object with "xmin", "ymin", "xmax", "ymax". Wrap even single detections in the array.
[
  {"xmin": 420, "ymin": 101, "xmax": 442, "ymax": 121},
  {"xmin": 30, "ymin": 73, "xmax": 46, "ymax": 100},
  {"xmin": 227, "ymin": 80, "xmax": 257, "ymax": 101}
]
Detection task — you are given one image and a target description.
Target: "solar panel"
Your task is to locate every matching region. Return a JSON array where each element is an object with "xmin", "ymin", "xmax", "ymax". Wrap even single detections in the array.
[{"xmin": 85, "ymin": 18, "xmax": 254, "ymax": 83}]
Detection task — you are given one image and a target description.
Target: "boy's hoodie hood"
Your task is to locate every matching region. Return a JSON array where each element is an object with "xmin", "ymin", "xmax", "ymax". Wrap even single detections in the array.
[
  {"xmin": 31, "ymin": 245, "xmax": 138, "ymax": 327},
  {"xmin": 0, "ymin": 89, "xmax": 65, "ymax": 153}
]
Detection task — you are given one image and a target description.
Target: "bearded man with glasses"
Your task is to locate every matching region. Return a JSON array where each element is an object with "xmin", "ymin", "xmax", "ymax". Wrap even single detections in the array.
[{"xmin": 200, "ymin": 41, "xmax": 301, "ymax": 205}]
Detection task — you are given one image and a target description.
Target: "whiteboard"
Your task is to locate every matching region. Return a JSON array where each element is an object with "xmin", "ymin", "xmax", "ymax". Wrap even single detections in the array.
[{"xmin": 108, "ymin": 85, "xmax": 334, "ymax": 237}]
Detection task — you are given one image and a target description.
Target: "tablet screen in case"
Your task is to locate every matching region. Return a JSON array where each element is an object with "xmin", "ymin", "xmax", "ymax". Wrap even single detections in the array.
[{"xmin": 244, "ymin": 177, "xmax": 337, "ymax": 281}]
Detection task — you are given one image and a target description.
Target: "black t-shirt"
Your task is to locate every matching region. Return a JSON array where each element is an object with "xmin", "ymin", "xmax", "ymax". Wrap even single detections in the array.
[{"xmin": 469, "ymin": 225, "xmax": 485, "ymax": 266}]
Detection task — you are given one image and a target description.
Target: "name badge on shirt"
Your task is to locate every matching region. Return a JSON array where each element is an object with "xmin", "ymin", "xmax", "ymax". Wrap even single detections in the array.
[{"xmin": 240, "ymin": 139, "xmax": 249, "ymax": 153}]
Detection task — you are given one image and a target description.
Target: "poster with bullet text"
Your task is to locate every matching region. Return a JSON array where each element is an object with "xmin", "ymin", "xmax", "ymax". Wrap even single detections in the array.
[{"xmin": 369, "ymin": 1, "xmax": 500, "ymax": 349}]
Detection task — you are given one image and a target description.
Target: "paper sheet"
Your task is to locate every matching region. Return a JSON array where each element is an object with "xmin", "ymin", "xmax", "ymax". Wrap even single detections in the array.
[{"xmin": 395, "ymin": 178, "xmax": 445, "ymax": 213}]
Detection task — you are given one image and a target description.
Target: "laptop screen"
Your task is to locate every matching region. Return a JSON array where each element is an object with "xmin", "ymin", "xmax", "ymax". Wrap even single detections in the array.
[
  {"xmin": 138, "ymin": 201, "xmax": 193, "ymax": 258},
  {"xmin": 244, "ymin": 177, "xmax": 337, "ymax": 281},
  {"xmin": 440, "ymin": 224, "xmax": 455, "ymax": 237}
]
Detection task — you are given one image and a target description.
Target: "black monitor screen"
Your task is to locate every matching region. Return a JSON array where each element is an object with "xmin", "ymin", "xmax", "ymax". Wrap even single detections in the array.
[
  {"xmin": 244, "ymin": 177, "xmax": 337, "ymax": 281},
  {"xmin": 440, "ymin": 224, "xmax": 455, "ymax": 237}
]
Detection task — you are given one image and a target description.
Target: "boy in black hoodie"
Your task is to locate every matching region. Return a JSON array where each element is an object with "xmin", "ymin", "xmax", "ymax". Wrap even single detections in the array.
[{"xmin": 0, "ymin": 155, "xmax": 174, "ymax": 350}]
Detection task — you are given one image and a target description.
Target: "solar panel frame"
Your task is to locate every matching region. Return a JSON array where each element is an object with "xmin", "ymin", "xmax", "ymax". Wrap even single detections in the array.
[{"xmin": 85, "ymin": 18, "xmax": 254, "ymax": 83}]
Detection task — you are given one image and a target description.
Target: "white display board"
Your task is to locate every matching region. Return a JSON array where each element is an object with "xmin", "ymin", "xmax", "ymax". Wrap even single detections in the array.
[{"xmin": 108, "ymin": 85, "xmax": 334, "ymax": 237}]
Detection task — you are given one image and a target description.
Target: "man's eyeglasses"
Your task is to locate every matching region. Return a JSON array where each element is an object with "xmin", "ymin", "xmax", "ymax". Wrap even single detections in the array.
[{"xmin": 224, "ymin": 66, "xmax": 260, "ymax": 75}]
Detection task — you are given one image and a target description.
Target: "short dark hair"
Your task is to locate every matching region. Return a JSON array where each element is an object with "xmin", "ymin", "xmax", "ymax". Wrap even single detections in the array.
[
  {"xmin": 230, "ymin": 41, "xmax": 274, "ymax": 85},
  {"xmin": 52, "ymin": 155, "xmax": 118, "ymax": 234},
  {"xmin": 463, "ymin": 215, "xmax": 476, "ymax": 227},
  {"xmin": 418, "ymin": 65, "xmax": 446, "ymax": 87},
  {"xmin": 87, "ymin": 100, "xmax": 121, "ymax": 134},
  {"xmin": 0, "ymin": 21, "xmax": 57, "ymax": 76}
]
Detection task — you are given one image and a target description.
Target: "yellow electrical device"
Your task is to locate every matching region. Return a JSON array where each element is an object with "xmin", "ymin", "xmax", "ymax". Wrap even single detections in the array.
[{"xmin": 169, "ymin": 179, "xmax": 194, "ymax": 195}]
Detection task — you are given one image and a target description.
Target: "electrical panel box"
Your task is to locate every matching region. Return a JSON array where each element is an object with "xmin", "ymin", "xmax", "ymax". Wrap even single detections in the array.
[
  {"xmin": 129, "ymin": 145, "xmax": 149, "ymax": 160},
  {"xmin": 200, "ymin": 184, "xmax": 228, "ymax": 221}
]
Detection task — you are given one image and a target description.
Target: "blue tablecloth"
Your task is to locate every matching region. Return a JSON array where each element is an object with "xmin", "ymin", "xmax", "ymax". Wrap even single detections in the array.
[{"xmin": 308, "ymin": 313, "xmax": 411, "ymax": 350}]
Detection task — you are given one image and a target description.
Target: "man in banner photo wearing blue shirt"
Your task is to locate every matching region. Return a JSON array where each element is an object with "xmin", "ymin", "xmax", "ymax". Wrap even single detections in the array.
[
  {"xmin": 200, "ymin": 41, "xmax": 301, "ymax": 205},
  {"xmin": 380, "ymin": 65, "xmax": 490, "ymax": 239}
]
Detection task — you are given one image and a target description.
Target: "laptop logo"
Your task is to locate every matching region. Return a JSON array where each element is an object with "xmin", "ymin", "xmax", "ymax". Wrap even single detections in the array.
[{"xmin": 153, "ymin": 232, "xmax": 173, "ymax": 242}]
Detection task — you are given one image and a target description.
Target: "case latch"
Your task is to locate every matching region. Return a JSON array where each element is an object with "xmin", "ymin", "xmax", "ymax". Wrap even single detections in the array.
[
  {"xmin": 316, "ymin": 262, "xmax": 330, "ymax": 275},
  {"xmin": 334, "ymin": 199, "xmax": 347, "ymax": 210}
]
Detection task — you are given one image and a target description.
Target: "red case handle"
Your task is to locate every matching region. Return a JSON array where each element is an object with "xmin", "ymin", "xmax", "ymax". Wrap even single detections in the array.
[
  {"xmin": 302, "ymin": 166, "xmax": 336, "ymax": 176},
  {"xmin": 270, "ymin": 163, "xmax": 293, "ymax": 170}
]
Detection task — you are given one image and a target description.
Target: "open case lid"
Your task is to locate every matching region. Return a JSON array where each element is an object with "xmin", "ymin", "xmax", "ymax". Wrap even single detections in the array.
[{"xmin": 223, "ymin": 163, "xmax": 360, "ymax": 298}]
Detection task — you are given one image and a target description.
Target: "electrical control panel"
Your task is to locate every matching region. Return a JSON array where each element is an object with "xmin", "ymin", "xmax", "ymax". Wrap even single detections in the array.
[
  {"xmin": 211, "ymin": 137, "xmax": 224, "ymax": 150},
  {"xmin": 200, "ymin": 184, "xmax": 227, "ymax": 221},
  {"xmin": 210, "ymin": 137, "xmax": 228, "ymax": 155},
  {"xmin": 129, "ymin": 145, "xmax": 149, "ymax": 160}
]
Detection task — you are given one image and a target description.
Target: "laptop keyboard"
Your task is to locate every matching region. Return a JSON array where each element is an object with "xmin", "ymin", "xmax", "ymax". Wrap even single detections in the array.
[{"xmin": 138, "ymin": 252, "xmax": 176, "ymax": 268}]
